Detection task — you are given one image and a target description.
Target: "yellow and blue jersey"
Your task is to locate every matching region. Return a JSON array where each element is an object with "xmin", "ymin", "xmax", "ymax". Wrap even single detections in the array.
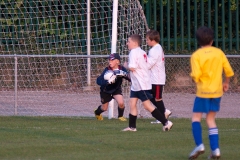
[{"xmin": 190, "ymin": 46, "xmax": 234, "ymax": 98}]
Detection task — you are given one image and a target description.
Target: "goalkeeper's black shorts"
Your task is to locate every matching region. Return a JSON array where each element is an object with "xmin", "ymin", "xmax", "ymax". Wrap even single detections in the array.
[{"xmin": 100, "ymin": 89, "xmax": 123, "ymax": 104}]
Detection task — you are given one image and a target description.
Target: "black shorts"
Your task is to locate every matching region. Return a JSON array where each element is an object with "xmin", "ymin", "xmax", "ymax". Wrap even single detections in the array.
[
  {"xmin": 152, "ymin": 84, "xmax": 164, "ymax": 99},
  {"xmin": 130, "ymin": 90, "xmax": 153, "ymax": 102},
  {"xmin": 100, "ymin": 89, "xmax": 122, "ymax": 104}
]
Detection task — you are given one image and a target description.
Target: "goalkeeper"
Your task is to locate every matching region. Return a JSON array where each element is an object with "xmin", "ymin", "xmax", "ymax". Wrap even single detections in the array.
[{"xmin": 94, "ymin": 53, "xmax": 130, "ymax": 121}]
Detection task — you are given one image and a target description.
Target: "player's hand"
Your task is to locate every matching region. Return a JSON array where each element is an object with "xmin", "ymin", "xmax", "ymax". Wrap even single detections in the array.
[
  {"xmin": 113, "ymin": 70, "xmax": 127, "ymax": 77},
  {"xmin": 108, "ymin": 74, "xmax": 117, "ymax": 84},
  {"xmin": 223, "ymin": 82, "xmax": 229, "ymax": 92}
]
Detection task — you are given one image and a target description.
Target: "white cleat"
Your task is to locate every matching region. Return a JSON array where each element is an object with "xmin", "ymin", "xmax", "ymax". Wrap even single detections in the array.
[
  {"xmin": 162, "ymin": 121, "xmax": 173, "ymax": 131},
  {"xmin": 122, "ymin": 127, "xmax": 137, "ymax": 132},
  {"xmin": 189, "ymin": 144, "xmax": 205, "ymax": 160},
  {"xmin": 165, "ymin": 109, "xmax": 172, "ymax": 119},
  {"xmin": 208, "ymin": 148, "xmax": 220, "ymax": 159}
]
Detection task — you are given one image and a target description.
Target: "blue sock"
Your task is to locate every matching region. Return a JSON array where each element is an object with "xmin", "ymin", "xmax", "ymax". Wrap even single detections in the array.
[
  {"xmin": 209, "ymin": 128, "xmax": 219, "ymax": 150},
  {"xmin": 192, "ymin": 122, "xmax": 202, "ymax": 146}
]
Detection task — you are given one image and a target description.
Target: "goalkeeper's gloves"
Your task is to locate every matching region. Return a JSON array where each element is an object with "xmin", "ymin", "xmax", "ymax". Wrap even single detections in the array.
[
  {"xmin": 113, "ymin": 70, "xmax": 127, "ymax": 77},
  {"xmin": 107, "ymin": 74, "xmax": 117, "ymax": 84}
]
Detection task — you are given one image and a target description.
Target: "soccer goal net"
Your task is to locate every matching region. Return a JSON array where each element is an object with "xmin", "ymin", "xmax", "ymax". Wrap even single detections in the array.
[{"xmin": 0, "ymin": 0, "xmax": 151, "ymax": 118}]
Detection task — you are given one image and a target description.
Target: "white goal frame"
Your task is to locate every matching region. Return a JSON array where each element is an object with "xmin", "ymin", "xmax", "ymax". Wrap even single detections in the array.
[{"xmin": 108, "ymin": 0, "xmax": 119, "ymax": 119}]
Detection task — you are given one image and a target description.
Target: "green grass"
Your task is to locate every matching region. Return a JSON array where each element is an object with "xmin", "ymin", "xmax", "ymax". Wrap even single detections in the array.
[{"xmin": 0, "ymin": 117, "xmax": 239, "ymax": 160}]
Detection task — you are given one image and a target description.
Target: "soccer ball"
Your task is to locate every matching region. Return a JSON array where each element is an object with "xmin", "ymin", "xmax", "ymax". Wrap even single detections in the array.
[{"xmin": 104, "ymin": 70, "xmax": 115, "ymax": 80}]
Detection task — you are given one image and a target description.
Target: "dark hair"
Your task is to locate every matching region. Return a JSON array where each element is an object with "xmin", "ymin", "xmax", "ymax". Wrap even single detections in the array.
[
  {"xmin": 195, "ymin": 26, "xmax": 214, "ymax": 46},
  {"xmin": 146, "ymin": 30, "xmax": 160, "ymax": 43},
  {"xmin": 129, "ymin": 34, "xmax": 142, "ymax": 46}
]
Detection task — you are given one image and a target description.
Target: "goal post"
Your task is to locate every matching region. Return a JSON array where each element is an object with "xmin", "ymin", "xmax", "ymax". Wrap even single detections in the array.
[{"xmin": 108, "ymin": 0, "xmax": 119, "ymax": 119}]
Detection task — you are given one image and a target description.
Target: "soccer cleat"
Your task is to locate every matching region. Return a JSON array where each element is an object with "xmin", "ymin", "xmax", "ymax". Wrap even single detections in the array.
[
  {"xmin": 150, "ymin": 120, "xmax": 161, "ymax": 124},
  {"xmin": 208, "ymin": 148, "xmax": 220, "ymax": 159},
  {"xmin": 94, "ymin": 110, "xmax": 103, "ymax": 120},
  {"xmin": 122, "ymin": 127, "xmax": 137, "ymax": 132},
  {"xmin": 188, "ymin": 144, "xmax": 205, "ymax": 160},
  {"xmin": 118, "ymin": 116, "xmax": 127, "ymax": 121},
  {"xmin": 165, "ymin": 109, "xmax": 172, "ymax": 119},
  {"xmin": 162, "ymin": 120, "xmax": 173, "ymax": 131}
]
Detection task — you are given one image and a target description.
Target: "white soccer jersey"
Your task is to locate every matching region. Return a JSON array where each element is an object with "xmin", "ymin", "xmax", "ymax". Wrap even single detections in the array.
[
  {"xmin": 128, "ymin": 47, "xmax": 151, "ymax": 91},
  {"xmin": 147, "ymin": 44, "xmax": 166, "ymax": 85}
]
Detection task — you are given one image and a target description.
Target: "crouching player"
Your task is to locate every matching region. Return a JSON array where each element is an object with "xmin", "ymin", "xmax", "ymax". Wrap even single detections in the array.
[{"xmin": 94, "ymin": 53, "xmax": 130, "ymax": 121}]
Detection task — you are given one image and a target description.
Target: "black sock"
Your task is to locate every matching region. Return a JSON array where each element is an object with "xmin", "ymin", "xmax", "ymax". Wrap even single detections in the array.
[
  {"xmin": 150, "ymin": 98, "xmax": 157, "ymax": 107},
  {"xmin": 151, "ymin": 108, "xmax": 167, "ymax": 125},
  {"xmin": 129, "ymin": 114, "xmax": 137, "ymax": 128},
  {"xmin": 95, "ymin": 105, "xmax": 104, "ymax": 115},
  {"xmin": 155, "ymin": 100, "xmax": 166, "ymax": 115},
  {"xmin": 118, "ymin": 106, "xmax": 124, "ymax": 117}
]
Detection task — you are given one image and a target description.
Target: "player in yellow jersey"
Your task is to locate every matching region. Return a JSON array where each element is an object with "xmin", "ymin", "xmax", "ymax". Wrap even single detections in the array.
[{"xmin": 188, "ymin": 26, "xmax": 234, "ymax": 160}]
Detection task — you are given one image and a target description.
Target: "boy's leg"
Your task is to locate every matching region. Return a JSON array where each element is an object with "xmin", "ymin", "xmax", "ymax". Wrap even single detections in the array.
[
  {"xmin": 189, "ymin": 97, "xmax": 205, "ymax": 159},
  {"xmin": 143, "ymin": 100, "xmax": 167, "ymax": 125},
  {"xmin": 206, "ymin": 111, "xmax": 220, "ymax": 158},
  {"xmin": 206, "ymin": 98, "xmax": 221, "ymax": 158},
  {"xmin": 150, "ymin": 97, "xmax": 157, "ymax": 107},
  {"xmin": 191, "ymin": 113, "xmax": 203, "ymax": 146},
  {"xmin": 94, "ymin": 103, "xmax": 108, "ymax": 120},
  {"xmin": 189, "ymin": 112, "xmax": 205, "ymax": 159},
  {"xmin": 94, "ymin": 92, "xmax": 111, "ymax": 120},
  {"xmin": 113, "ymin": 94, "xmax": 126, "ymax": 121},
  {"xmin": 155, "ymin": 100, "xmax": 166, "ymax": 115},
  {"xmin": 137, "ymin": 90, "xmax": 173, "ymax": 130},
  {"xmin": 151, "ymin": 85, "xmax": 172, "ymax": 118},
  {"xmin": 129, "ymin": 97, "xmax": 138, "ymax": 127},
  {"xmin": 122, "ymin": 97, "xmax": 138, "ymax": 131}
]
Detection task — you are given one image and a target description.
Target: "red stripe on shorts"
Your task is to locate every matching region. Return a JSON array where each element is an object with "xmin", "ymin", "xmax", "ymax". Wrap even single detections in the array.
[{"xmin": 155, "ymin": 85, "xmax": 160, "ymax": 99}]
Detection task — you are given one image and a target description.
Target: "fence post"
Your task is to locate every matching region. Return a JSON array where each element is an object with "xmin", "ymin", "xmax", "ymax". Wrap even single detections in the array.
[{"xmin": 14, "ymin": 55, "xmax": 18, "ymax": 115}]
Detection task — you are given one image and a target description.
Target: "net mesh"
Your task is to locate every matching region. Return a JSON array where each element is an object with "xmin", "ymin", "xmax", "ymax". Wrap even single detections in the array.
[
  {"xmin": 0, "ymin": 0, "xmax": 151, "ymax": 117},
  {"xmin": 0, "ymin": 0, "xmax": 239, "ymax": 118}
]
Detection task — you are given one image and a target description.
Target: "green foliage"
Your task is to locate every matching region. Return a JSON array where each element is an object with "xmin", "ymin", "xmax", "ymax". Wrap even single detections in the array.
[
  {"xmin": 0, "ymin": 117, "xmax": 239, "ymax": 159},
  {"xmin": 143, "ymin": 0, "xmax": 240, "ymax": 53}
]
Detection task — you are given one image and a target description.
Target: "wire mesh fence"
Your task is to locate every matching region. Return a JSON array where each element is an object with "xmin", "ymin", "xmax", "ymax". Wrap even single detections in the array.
[{"xmin": 0, "ymin": 55, "xmax": 239, "ymax": 118}]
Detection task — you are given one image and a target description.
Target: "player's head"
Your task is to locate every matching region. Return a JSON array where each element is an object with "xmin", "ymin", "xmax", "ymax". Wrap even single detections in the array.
[
  {"xmin": 127, "ymin": 34, "xmax": 142, "ymax": 50},
  {"xmin": 146, "ymin": 30, "xmax": 160, "ymax": 46},
  {"xmin": 196, "ymin": 26, "xmax": 214, "ymax": 46},
  {"xmin": 108, "ymin": 53, "xmax": 120, "ymax": 69}
]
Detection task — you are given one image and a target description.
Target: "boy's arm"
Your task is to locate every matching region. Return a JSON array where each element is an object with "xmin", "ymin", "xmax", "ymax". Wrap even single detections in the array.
[
  {"xmin": 223, "ymin": 77, "xmax": 230, "ymax": 92},
  {"xmin": 128, "ymin": 51, "xmax": 137, "ymax": 72},
  {"xmin": 128, "ymin": 67, "xmax": 135, "ymax": 72},
  {"xmin": 124, "ymin": 61, "xmax": 135, "ymax": 71},
  {"xmin": 222, "ymin": 53, "xmax": 234, "ymax": 92},
  {"xmin": 147, "ymin": 49, "xmax": 160, "ymax": 69},
  {"xmin": 96, "ymin": 68, "xmax": 109, "ymax": 86},
  {"xmin": 222, "ymin": 54, "xmax": 234, "ymax": 78},
  {"xmin": 121, "ymin": 66, "xmax": 131, "ymax": 82},
  {"xmin": 190, "ymin": 54, "xmax": 201, "ymax": 83}
]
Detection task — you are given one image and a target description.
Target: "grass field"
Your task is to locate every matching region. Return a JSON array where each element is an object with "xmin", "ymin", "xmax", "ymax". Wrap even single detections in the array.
[{"xmin": 0, "ymin": 116, "xmax": 239, "ymax": 160}]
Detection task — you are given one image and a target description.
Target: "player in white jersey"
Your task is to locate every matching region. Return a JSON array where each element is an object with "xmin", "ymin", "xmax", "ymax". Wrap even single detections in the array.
[
  {"xmin": 146, "ymin": 30, "xmax": 172, "ymax": 124},
  {"xmin": 122, "ymin": 34, "xmax": 173, "ymax": 132}
]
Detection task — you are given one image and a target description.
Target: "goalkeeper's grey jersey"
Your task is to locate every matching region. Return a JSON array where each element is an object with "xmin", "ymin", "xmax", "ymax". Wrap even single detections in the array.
[{"xmin": 147, "ymin": 44, "xmax": 166, "ymax": 85}]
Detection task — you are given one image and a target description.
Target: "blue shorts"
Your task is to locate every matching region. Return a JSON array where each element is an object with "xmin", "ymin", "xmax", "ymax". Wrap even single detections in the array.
[
  {"xmin": 193, "ymin": 97, "xmax": 221, "ymax": 113},
  {"xmin": 130, "ymin": 90, "xmax": 153, "ymax": 102}
]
